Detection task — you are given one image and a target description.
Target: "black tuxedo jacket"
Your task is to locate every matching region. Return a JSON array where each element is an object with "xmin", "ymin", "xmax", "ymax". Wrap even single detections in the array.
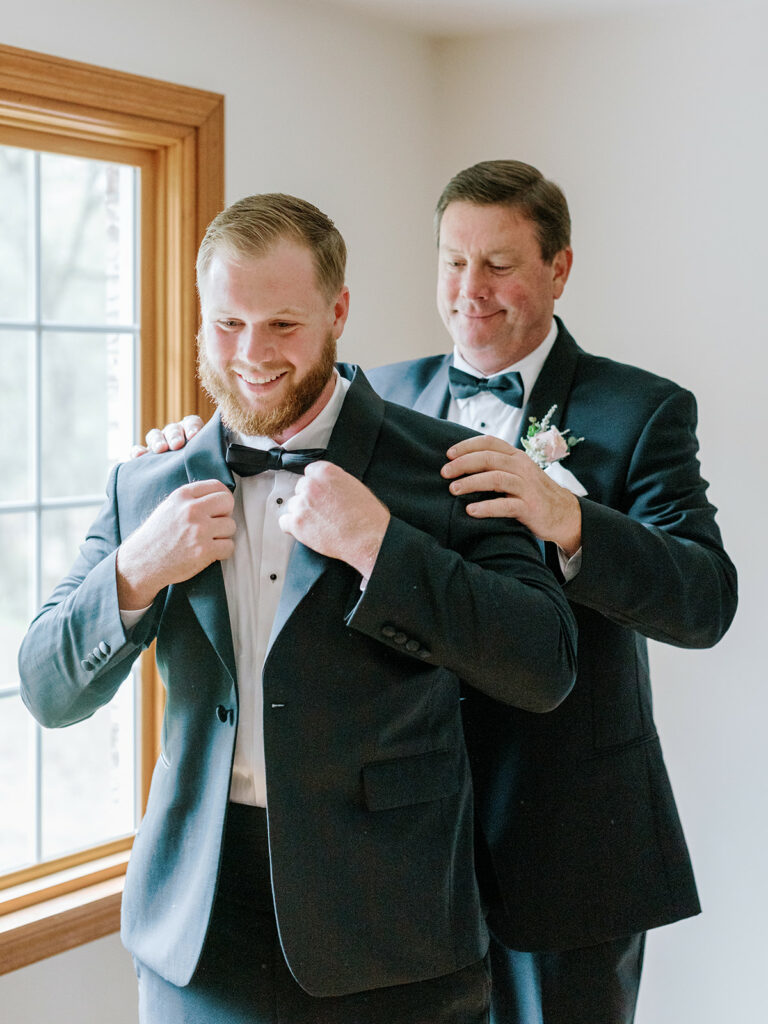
[
  {"xmin": 368, "ymin": 320, "xmax": 737, "ymax": 950},
  {"xmin": 19, "ymin": 367, "xmax": 577, "ymax": 994}
]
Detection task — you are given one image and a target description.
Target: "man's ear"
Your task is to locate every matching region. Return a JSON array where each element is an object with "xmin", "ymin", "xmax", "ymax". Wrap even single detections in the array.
[
  {"xmin": 552, "ymin": 248, "xmax": 573, "ymax": 300},
  {"xmin": 331, "ymin": 286, "xmax": 350, "ymax": 339}
]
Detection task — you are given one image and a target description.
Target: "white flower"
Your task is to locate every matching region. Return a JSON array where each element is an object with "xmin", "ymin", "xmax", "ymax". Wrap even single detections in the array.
[{"xmin": 522, "ymin": 405, "xmax": 583, "ymax": 469}]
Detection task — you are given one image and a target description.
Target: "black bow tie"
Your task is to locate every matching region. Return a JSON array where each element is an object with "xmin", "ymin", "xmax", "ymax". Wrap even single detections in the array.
[
  {"xmin": 225, "ymin": 443, "xmax": 327, "ymax": 477},
  {"xmin": 447, "ymin": 366, "xmax": 525, "ymax": 408}
]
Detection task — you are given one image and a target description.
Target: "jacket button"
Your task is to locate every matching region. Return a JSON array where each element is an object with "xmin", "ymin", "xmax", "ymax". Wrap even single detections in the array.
[
  {"xmin": 405, "ymin": 639, "xmax": 420, "ymax": 652},
  {"xmin": 381, "ymin": 625, "xmax": 396, "ymax": 638},
  {"xmin": 80, "ymin": 659, "xmax": 94, "ymax": 671},
  {"xmin": 216, "ymin": 705, "xmax": 230, "ymax": 723},
  {"xmin": 99, "ymin": 641, "xmax": 111, "ymax": 655},
  {"xmin": 393, "ymin": 632, "xmax": 407, "ymax": 645}
]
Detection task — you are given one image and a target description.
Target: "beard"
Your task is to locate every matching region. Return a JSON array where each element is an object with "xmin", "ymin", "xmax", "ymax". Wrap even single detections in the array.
[{"xmin": 198, "ymin": 332, "xmax": 337, "ymax": 438}]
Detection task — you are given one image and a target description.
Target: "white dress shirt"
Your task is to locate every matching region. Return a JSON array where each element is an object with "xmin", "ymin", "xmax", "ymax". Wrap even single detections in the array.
[
  {"xmin": 446, "ymin": 320, "xmax": 582, "ymax": 580},
  {"xmin": 224, "ymin": 372, "xmax": 350, "ymax": 807},
  {"xmin": 446, "ymin": 319, "xmax": 558, "ymax": 444}
]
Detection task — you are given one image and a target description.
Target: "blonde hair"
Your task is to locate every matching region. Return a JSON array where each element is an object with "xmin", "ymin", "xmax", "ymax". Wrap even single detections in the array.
[{"xmin": 197, "ymin": 193, "xmax": 347, "ymax": 299}]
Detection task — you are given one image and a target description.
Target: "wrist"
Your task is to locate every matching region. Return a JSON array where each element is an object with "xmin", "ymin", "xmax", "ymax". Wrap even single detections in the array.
[
  {"xmin": 553, "ymin": 494, "xmax": 582, "ymax": 558},
  {"xmin": 115, "ymin": 541, "xmax": 163, "ymax": 610}
]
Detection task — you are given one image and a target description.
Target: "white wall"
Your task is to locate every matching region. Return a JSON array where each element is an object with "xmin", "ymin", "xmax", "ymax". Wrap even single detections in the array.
[
  {"xmin": 436, "ymin": 6, "xmax": 766, "ymax": 1021},
  {"xmin": 3, "ymin": 2, "xmax": 765, "ymax": 1022}
]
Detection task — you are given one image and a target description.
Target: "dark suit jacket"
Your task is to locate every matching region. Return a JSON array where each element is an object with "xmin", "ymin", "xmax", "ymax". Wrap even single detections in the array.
[
  {"xmin": 18, "ymin": 366, "xmax": 577, "ymax": 996},
  {"xmin": 368, "ymin": 320, "xmax": 738, "ymax": 951}
]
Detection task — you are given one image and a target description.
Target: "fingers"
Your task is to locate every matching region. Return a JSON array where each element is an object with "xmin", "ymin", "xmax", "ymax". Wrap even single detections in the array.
[
  {"xmin": 144, "ymin": 428, "xmax": 170, "ymax": 453},
  {"xmin": 442, "ymin": 446, "xmax": 525, "ymax": 481},
  {"xmin": 130, "ymin": 444, "xmax": 149, "ymax": 459},
  {"xmin": 447, "ymin": 468, "xmax": 521, "ymax": 498},
  {"xmin": 446, "ymin": 434, "xmax": 517, "ymax": 460},
  {"xmin": 464, "ymin": 496, "xmax": 524, "ymax": 518},
  {"xmin": 180, "ymin": 415, "xmax": 204, "ymax": 439},
  {"xmin": 144, "ymin": 416, "xmax": 203, "ymax": 453}
]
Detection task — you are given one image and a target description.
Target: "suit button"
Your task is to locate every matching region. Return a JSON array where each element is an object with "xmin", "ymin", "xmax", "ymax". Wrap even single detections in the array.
[
  {"xmin": 381, "ymin": 625, "xmax": 396, "ymax": 638},
  {"xmin": 405, "ymin": 639, "xmax": 420, "ymax": 652},
  {"xmin": 80, "ymin": 659, "xmax": 94, "ymax": 671},
  {"xmin": 99, "ymin": 641, "xmax": 111, "ymax": 655},
  {"xmin": 216, "ymin": 705, "xmax": 230, "ymax": 723},
  {"xmin": 393, "ymin": 632, "xmax": 407, "ymax": 645},
  {"xmin": 418, "ymin": 650, "xmax": 432, "ymax": 660}
]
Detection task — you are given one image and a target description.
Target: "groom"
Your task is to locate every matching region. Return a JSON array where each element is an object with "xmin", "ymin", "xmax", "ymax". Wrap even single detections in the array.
[{"xmin": 19, "ymin": 192, "xmax": 577, "ymax": 1024}]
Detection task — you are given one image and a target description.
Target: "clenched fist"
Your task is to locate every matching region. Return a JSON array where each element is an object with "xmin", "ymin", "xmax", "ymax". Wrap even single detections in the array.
[
  {"xmin": 278, "ymin": 461, "xmax": 390, "ymax": 581},
  {"xmin": 116, "ymin": 479, "xmax": 236, "ymax": 609}
]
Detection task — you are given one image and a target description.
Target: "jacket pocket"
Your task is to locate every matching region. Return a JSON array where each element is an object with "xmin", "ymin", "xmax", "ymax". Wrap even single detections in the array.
[{"xmin": 362, "ymin": 749, "xmax": 458, "ymax": 811}]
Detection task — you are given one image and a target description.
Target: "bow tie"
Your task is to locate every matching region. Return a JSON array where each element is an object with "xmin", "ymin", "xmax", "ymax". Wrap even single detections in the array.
[
  {"xmin": 447, "ymin": 366, "xmax": 525, "ymax": 408},
  {"xmin": 225, "ymin": 443, "xmax": 327, "ymax": 477}
]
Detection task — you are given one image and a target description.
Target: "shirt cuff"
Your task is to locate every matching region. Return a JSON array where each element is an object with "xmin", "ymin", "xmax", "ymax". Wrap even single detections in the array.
[
  {"xmin": 120, "ymin": 606, "xmax": 152, "ymax": 630},
  {"xmin": 558, "ymin": 545, "xmax": 583, "ymax": 582}
]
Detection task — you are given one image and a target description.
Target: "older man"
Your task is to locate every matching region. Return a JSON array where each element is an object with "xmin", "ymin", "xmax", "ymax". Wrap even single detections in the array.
[
  {"xmin": 19, "ymin": 192, "xmax": 577, "ymax": 1024},
  {"xmin": 140, "ymin": 162, "xmax": 737, "ymax": 1023}
]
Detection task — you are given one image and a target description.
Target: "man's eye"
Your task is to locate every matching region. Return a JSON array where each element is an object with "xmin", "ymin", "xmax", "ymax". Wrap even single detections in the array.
[
  {"xmin": 218, "ymin": 319, "xmax": 241, "ymax": 329},
  {"xmin": 490, "ymin": 265, "xmax": 511, "ymax": 272},
  {"xmin": 273, "ymin": 321, "xmax": 297, "ymax": 330}
]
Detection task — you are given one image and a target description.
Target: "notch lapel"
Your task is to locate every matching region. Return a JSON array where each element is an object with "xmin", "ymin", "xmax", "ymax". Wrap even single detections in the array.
[
  {"xmin": 181, "ymin": 412, "xmax": 237, "ymax": 682},
  {"xmin": 412, "ymin": 355, "xmax": 453, "ymax": 420},
  {"xmin": 516, "ymin": 319, "xmax": 580, "ymax": 450},
  {"xmin": 267, "ymin": 365, "xmax": 385, "ymax": 651}
]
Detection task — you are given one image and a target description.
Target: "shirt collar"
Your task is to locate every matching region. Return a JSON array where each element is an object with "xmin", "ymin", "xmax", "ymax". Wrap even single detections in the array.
[{"xmin": 452, "ymin": 318, "xmax": 558, "ymax": 405}]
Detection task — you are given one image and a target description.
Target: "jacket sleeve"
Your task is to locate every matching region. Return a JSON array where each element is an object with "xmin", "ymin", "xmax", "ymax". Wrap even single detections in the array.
[
  {"xmin": 345, "ymin": 504, "xmax": 578, "ymax": 713},
  {"xmin": 562, "ymin": 387, "xmax": 737, "ymax": 647},
  {"xmin": 18, "ymin": 465, "xmax": 161, "ymax": 728}
]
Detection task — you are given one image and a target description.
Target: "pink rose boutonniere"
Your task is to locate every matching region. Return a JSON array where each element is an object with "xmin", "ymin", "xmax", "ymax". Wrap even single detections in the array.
[{"xmin": 522, "ymin": 405, "xmax": 584, "ymax": 469}]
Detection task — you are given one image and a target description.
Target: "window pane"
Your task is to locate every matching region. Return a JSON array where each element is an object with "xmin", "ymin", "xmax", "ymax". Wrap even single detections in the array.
[
  {"xmin": 40, "ymin": 505, "xmax": 103, "ymax": 603},
  {"xmin": 41, "ymin": 672, "xmax": 136, "ymax": 858},
  {"xmin": 40, "ymin": 154, "xmax": 136, "ymax": 326},
  {"xmin": 0, "ymin": 329, "xmax": 33, "ymax": 502},
  {"xmin": 0, "ymin": 512, "xmax": 33, "ymax": 688},
  {"xmin": 41, "ymin": 331, "xmax": 134, "ymax": 500},
  {"xmin": 0, "ymin": 144, "xmax": 33, "ymax": 321},
  {"xmin": 0, "ymin": 693, "xmax": 36, "ymax": 873}
]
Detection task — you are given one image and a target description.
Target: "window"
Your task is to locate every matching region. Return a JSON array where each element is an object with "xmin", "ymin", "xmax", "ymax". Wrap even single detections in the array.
[
  {"xmin": 0, "ymin": 147, "xmax": 141, "ymax": 878},
  {"xmin": 0, "ymin": 43, "xmax": 223, "ymax": 973}
]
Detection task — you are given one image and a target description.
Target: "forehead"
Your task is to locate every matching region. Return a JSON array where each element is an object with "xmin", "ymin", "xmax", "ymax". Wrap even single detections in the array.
[
  {"xmin": 439, "ymin": 201, "xmax": 540, "ymax": 255},
  {"xmin": 200, "ymin": 238, "xmax": 323, "ymax": 312}
]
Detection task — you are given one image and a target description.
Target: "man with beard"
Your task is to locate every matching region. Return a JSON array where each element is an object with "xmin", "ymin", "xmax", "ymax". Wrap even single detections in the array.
[
  {"xmin": 143, "ymin": 165, "xmax": 737, "ymax": 1024},
  {"xmin": 18, "ymin": 193, "xmax": 578, "ymax": 1024}
]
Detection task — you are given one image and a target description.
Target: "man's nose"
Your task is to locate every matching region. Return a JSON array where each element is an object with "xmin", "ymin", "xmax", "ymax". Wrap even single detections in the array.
[
  {"xmin": 239, "ymin": 325, "xmax": 276, "ymax": 363},
  {"xmin": 460, "ymin": 263, "xmax": 489, "ymax": 300}
]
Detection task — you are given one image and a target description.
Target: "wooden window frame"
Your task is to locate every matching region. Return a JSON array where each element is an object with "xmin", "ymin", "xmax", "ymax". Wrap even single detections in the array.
[{"xmin": 0, "ymin": 43, "xmax": 223, "ymax": 974}]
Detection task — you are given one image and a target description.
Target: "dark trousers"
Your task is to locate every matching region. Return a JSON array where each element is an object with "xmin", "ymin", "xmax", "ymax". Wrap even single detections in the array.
[
  {"xmin": 136, "ymin": 802, "xmax": 491, "ymax": 1024},
  {"xmin": 488, "ymin": 930, "xmax": 645, "ymax": 1024}
]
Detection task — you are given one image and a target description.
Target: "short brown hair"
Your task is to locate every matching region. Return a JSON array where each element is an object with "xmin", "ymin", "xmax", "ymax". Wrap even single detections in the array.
[
  {"xmin": 435, "ymin": 160, "xmax": 571, "ymax": 263},
  {"xmin": 196, "ymin": 193, "xmax": 347, "ymax": 300}
]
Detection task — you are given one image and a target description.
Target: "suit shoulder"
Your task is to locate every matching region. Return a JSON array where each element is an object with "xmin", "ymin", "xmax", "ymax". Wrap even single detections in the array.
[
  {"xmin": 379, "ymin": 395, "xmax": 478, "ymax": 452},
  {"xmin": 367, "ymin": 354, "xmax": 448, "ymax": 402},
  {"xmin": 571, "ymin": 348, "xmax": 693, "ymax": 420}
]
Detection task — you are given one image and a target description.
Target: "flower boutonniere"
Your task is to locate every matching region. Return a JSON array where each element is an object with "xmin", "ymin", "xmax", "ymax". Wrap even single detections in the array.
[{"xmin": 522, "ymin": 405, "xmax": 584, "ymax": 469}]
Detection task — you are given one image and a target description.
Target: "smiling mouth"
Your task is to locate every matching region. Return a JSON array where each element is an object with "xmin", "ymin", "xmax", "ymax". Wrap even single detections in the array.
[{"xmin": 235, "ymin": 369, "xmax": 288, "ymax": 386}]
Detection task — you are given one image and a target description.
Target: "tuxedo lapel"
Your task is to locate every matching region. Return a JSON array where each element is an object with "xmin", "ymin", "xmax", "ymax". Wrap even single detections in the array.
[
  {"xmin": 181, "ymin": 412, "xmax": 237, "ymax": 682},
  {"xmin": 267, "ymin": 365, "xmax": 385, "ymax": 651},
  {"xmin": 516, "ymin": 319, "xmax": 580, "ymax": 449},
  {"xmin": 411, "ymin": 355, "xmax": 453, "ymax": 420}
]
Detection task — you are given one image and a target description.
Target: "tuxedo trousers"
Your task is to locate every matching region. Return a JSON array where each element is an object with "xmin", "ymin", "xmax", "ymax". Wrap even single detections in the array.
[
  {"xmin": 136, "ymin": 802, "xmax": 491, "ymax": 1024},
  {"xmin": 488, "ymin": 929, "xmax": 645, "ymax": 1024}
]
